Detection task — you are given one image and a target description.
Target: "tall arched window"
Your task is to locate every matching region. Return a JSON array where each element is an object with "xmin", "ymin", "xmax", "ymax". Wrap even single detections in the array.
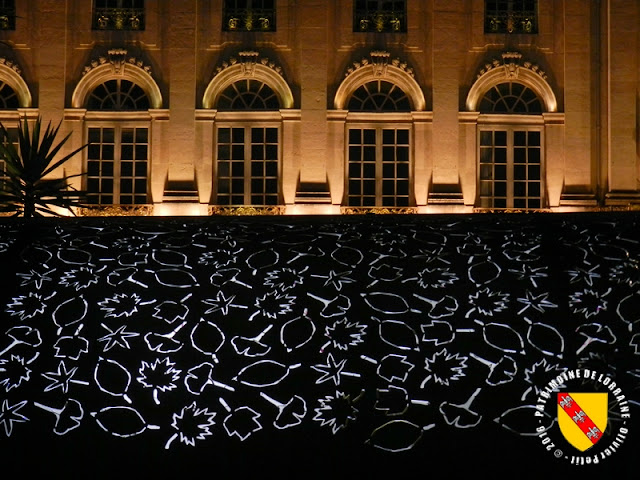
[
  {"xmin": 0, "ymin": 64, "xmax": 31, "ymax": 186},
  {"xmin": 204, "ymin": 53, "xmax": 294, "ymax": 208},
  {"xmin": 84, "ymin": 78, "xmax": 151, "ymax": 205},
  {"xmin": 476, "ymin": 81, "xmax": 544, "ymax": 209},
  {"xmin": 344, "ymin": 80, "xmax": 412, "ymax": 207},
  {"xmin": 215, "ymin": 80, "xmax": 281, "ymax": 206}
]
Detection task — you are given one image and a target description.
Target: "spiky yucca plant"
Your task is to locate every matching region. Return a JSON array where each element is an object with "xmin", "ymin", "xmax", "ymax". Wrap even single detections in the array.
[{"xmin": 0, "ymin": 117, "xmax": 89, "ymax": 217}]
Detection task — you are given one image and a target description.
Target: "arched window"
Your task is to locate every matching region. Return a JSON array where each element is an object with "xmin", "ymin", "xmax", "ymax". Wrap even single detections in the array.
[
  {"xmin": 217, "ymin": 79, "xmax": 280, "ymax": 111},
  {"xmin": 344, "ymin": 80, "xmax": 413, "ymax": 207},
  {"xmin": 348, "ymin": 80, "xmax": 410, "ymax": 112},
  {"xmin": 84, "ymin": 77, "xmax": 152, "ymax": 206},
  {"xmin": 205, "ymin": 54, "xmax": 293, "ymax": 208},
  {"xmin": 476, "ymin": 80, "xmax": 545, "ymax": 210},
  {"xmin": 479, "ymin": 82, "xmax": 542, "ymax": 114},
  {"xmin": 87, "ymin": 79, "xmax": 150, "ymax": 110},
  {"xmin": 0, "ymin": 81, "xmax": 18, "ymax": 109},
  {"xmin": 215, "ymin": 78, "xmax": 281, "ymax": 206}
]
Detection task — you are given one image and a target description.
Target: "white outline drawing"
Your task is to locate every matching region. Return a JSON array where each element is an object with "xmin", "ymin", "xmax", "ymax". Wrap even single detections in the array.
[
  {"xmin": 17, "ymin": 267, "xmax": 56, "ymax": 290},
  {"xmin": 145, "ymin": 320, "xmax": 187, "ymax": 353},
  {"xmin": 260, "ymin": 392, "xmax": 307, "ymax": 430},
  {"xmin": 117, "ymin": 251, "xmax": 148, "ymax": 267},
  {"xmin": 137, "ymin": 357, "xmax": 182, "ymax": 405},
  {"xmin": 362, "ymin": 292, "xmax": 419, "ymax": 315},
  {"xmin": 152, "ymin": 249, "xmax": 191, "ymax": 269},
  {"xmin": 34, "ymin": 399, "xmax": 84, "ymax": 436},
  {"xmin": 107, "ymin": 267, "xmax": 148, "ymax": 288},
  {"xmin": 246, "ymin": 249, "xmax": 279, "ymax": 275},
  {"xmin": 232, "ymin": 325, "xmax": 273, "ymax": 357},
  {"xmin": 280, "ymin": 315, "xmax": 315, "ymax": 353},
  {"xmin": 99, "ymin": 292, "xmax": 155, "ymax": 318},
  {"xmin": 165, "ymin": 402, "xmax": 216, "ymax": 449},
  {"xmin": 190, "ymin": 318, "xmax": 226, "ymax": 362},
  {"xmin": 439, "ymin": 387, "xmax": 483, "ymax": 429},
  {"xmin": 367, "ymin": 263, "xmax": 403, "ymax": 287},
  {"xmin": 576, "ymin": 323, "xmax": 617, "ymax": 355},
  {"xmin": 287, "ymin": 245, "xmax": 325, "ymax": 264},
  {"xmin": 508, "ymin": 264, "xmax": 548, "ymax": 288},
  {"xmin": 413, "ymin": 294, "xmax": 457, "ymax": 319},
  {"xmin": 265, "ymin": 267, "xmax": 306, "ymax": 291},
  {"xmin": 403, "ymin": 266, "xmax": 458, "ymax": 289},
  {"xmin": 202, "ymin": 291, "xmax": 249, "ymax": 316},
  {"xmin": 422, "ymin": 348, "xmax": 468, "ymax": 387},
  {"xmin": 0, "ymin": 355, "xmax": 32, "ymax": 391},
  {"xmin": 377, "ymin": 354, "xmax": 415, "ymax": 383},
  {"xmin": 92, "ymin": 406, "xmax": 160, "ymax": 438},
  {"xmin": 209, "ymin": 267, "xmax": 252, "ymax": 289},
  {"xmin": 53, "ymin": 325, "xmax": 89, "ymax": 360},
  {"xmin": 476, "ymin": 320, "xmax": 526, "ymax": 355},
  {"xmin": 420, "ymin": 320, "xmax": 474, "ymax": 346},
  {"xmin": 94, "ymin": 357, "xmax": 133, "ymax": 404},
  {"xmin": 60, "ymin": 267, "xmax": 100, "ymax": 290},
  {"xmin": 152, "ymin": 295, "xmax": 191, "ymax": 324},
  {"xmin": 56, "ymin": 247, "xmax": 92, "ymax": 266},
  {"xmin": 52, "ymin": 295, "xmax": 88, "ymax": 335},
  {"xmin": 321, "ymin": 318, "xmax": 366, "ymax": 353},
  {"xmin": 42, "ymin": 360, "xmax": 90, "ymax": 393},
  {"xmin": 98, "ymin": 323, "xmax": 140, "ymax": 352},
  {"xmin": 494, "ymin": 405, "xmax": 555, "ymax": 436},
  {"xmin": 524, "ymin": 318, "xmax": 564, "ymax": 358},
  {"xmin": 152, "ymin": 268, "xmax": 199, "ymax": 288},
  {"xmin": 330, "ymin": 245, "xmax": 364, "ymax": 268},
  {"xmin": 249, "ymin": 291, "xmax": 296, "ymax": 321},
  {"xmin": 234, "ymin": 360, "xmax": 302, "ymax": 388},
  {"xmin": 468, "ymin": 259, "xmax": 501, "ymax": 286},
  {"xmin": 569, "ymin": 288, "xmax": 611, "ymax": 319},
  {"xmin": 516, "ymin": 291, "xmax": 558, "ymax": 315},
  {"xmin": 616, "ymin": 292, "xmax": 640, "ymax": 332},
  {"xmin": 367, "ymin": 420, "xmax": 435, "ymax": 453},
  {"xmin": 313, "ymin": 390, "xmax": 362, "ymax": 434},
  {"xmin": 0, "ymin": 399, "xmax": 29, "ymax": 437},
  {"xmin": 469, "ymin": 353, "xmax": 517, "ymax": 386},
  {"xmin": 307, "ymin": 293, "xmax": 351, "ymax": 317},
  {"xmin": 631, "ymin": 333, "xmax": 640, "ymax": 355},
  {"xmin": 311, "ymin": 270, "xmax": 356, "ymax": 291},
  {"xmin": 0, "ymin": 326, "xmax": 42, "ymax": 357},
  {"xmin": 222, "ymin": 404, "xmax": 263, "ymax": 441},
  {"xmin": 374, "ymin": 317, "xmax": 419, "ymax": 351},
  {"xmin": 184, "ymin": 362, "xmax": 235, "ymax": 394},
  {"xmin": 466, "ymin": 288, "xmax": 510, "ymax": 318},
  {"xmin": 374, "ymin": 385, "xmax": 429, "ymax": 416},
  {"xmin": 5, "ymin": 291, "xmax": 52, "ymax": 321},
  {"xmin": 521, "ymin": 359, "xmax": 567, "ymax": 401},
  {"xmin": 312, "ymin": 353, "xmax": 360, "ymax": 386}
]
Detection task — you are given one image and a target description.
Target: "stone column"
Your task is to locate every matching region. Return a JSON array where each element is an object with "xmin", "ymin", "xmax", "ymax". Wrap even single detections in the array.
[{"xmin": 430, "ymin": 1, "xmax": 464, "ymax": 205}]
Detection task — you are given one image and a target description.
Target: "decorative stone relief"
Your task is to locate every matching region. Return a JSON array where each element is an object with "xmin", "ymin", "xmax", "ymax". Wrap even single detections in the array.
[
  {"xmin": 212, "ymin": 51, "xmax": 284, "ymax": 78},
  {"xmin": 345, "ymin": 51, "xmax": 414, "ymax": 78},
  {"xmin": 0, "ymin": 57, "xmax": 22, "ymax": 76},
  {"xmin": 82, "ymin": 48, "xmax": 153, "ymax": 76},
  {"xmin": 476, "ymin": 51, "xmax": 547, "ymax": 81}
]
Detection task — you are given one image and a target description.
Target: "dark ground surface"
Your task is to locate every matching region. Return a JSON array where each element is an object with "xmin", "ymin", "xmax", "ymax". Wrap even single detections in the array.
[{"xmin": 0, "ymin": 213, "xmax": 638, "ymax": 478}]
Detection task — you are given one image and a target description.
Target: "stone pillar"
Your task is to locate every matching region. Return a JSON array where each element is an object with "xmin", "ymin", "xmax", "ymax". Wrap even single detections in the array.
[
  {"xmin": 605, "ymin": 0, "xmax": 640, "ymax": 203},
  {"xmin": 430, "ymin": 1, "xmax": 464, "ymax": 205},
  {"xmin": 297, "ymin": 1, "xmax": 329, "ymax": 195},
  {"xmin": 164, "ymin": 0, "xmax": 198, "ymax": 200},
  {"xmin": 560, "ymin": 0, "xmax": 597, "ymax": 206}
]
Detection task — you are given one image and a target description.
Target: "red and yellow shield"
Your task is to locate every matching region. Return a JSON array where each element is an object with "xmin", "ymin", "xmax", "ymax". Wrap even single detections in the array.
[{"xmin": 557, "ymin": 392, "xmax": 608, "ymax": 452}]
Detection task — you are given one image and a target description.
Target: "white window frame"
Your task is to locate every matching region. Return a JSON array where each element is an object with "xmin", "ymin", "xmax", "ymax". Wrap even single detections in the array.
[
  {"xmin": 477, "ymin": 116, "xmax": 545, "ymax": 210},
  {"xmin": 213, "ymin": 111, "xmax": 283, "ymax": 206}
]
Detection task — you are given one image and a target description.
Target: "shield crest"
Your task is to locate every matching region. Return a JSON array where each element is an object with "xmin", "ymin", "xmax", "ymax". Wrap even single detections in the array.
[{"xmin": 557, "ymin": 392, "xmax": 608, "ymax": 452}]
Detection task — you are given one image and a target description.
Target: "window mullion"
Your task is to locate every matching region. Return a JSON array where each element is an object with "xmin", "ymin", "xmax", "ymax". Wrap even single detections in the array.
[
  {"xmin": 244, "ymin": 126, "xmax": 251, "ymax": 205},
  {"xmin": 376, "ymin": 127, "xmax": 382, "ymax": 206},
  {"xmin": 114, "ymin": 125, "xmax": 121, "ymax": 205}
]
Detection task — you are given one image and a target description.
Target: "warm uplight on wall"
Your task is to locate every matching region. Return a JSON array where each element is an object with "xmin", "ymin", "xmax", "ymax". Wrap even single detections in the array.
[{"xmin": 153, "ymin": 203, "xmax": 208, "ymax": 217}]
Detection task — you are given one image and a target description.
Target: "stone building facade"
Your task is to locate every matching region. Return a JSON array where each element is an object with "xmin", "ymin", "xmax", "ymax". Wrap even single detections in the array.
[{"xmin": 0, "ymin": 0, "xmax": 638, "ymax": 215}]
